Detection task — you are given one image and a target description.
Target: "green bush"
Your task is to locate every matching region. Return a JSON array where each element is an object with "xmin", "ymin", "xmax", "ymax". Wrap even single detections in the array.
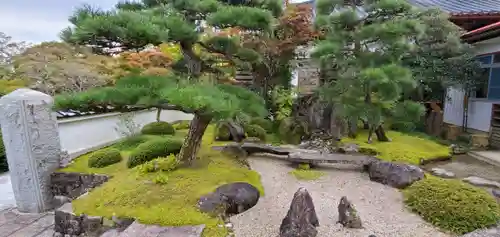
[
  {"xmin": 214, "ymin": 121, "xmax": 231, "ymax": 141},
  {"xmin": 250, "ymin": 117, "xmax": 273, "ymax": 132},
  {"xmin": 127, "ymin": 137, "xmax": 183, "ymax": 168},
  {"xmin": 141, "ymin": 121, "xmax": 175, "ymax": 136},
  {"xmin": 113, "ymin": 135, "xmax": 149, "ymax": 150},
  {"xmin": 172, "ymin": 120, "xmax": 191, "ymax": 130},
  {"xmin": 278, "ymin": 117, "xmax": 305, "ymax": 144},
  {"xmin": 244, "ymin": 124, "xmax": 267, "ymax": 141},
  {"xmin": 138, "ymin": 154, "xmax": 179, "ymax": 173},
  {"xmin": 88, "ymin": 148, "xmax": 122, "ymax": 168},
  {"xmin": 403, "ymin": 176, "xmax": 500, "ymax": 234}
]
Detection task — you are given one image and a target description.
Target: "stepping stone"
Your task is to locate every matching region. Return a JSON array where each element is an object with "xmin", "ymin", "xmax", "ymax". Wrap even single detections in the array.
[
  {"xmin": 430, "ymin": 168, "xmax": 455, "ymax": 178},
  {"xmin": 462, "ymin": 176, "xmax": 500, "ymax": 189},
  {"xmin": 119, "ymin": 221, "xmax": 205, "ymax": 237}
]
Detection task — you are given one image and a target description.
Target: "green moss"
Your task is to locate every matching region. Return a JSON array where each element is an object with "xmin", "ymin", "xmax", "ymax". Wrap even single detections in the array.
[
  {"xmin": 403, "ymin": 176, "xmax": 500, "ymax": 234},
  {"xmin": 214, "ymin": 121, "xmax": 231, "ymax": 141},
  {"xmin": 88, "ymin": 148, "xmax": 122, "ymax": 168},
  {"xmin": 250, "ymin": 117, "xmax": 273, "ymax": 132},
  {"xmin": 141, "ymin": 121, "xmax": 175, "ymax": 136},
  {"xmin": 341, "ymin": 130, "xmax": 450, "ymax": 165},
  {"xmin": 289, "ymin": 169, "xmax": 324, "ymax": 180},
  {"xmin": 137, "ymin": 154, "xmax": 179, "ymax": 173},
  {"xmin": 65, "ymin": 125, "xmax": 264, "ymax": 237},
  {"xmin": 297, "ymin": 163, "xmax": 310, "ymax": 170}
]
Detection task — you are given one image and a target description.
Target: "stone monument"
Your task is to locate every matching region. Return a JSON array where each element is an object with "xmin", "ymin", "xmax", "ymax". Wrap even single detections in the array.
[{"xmin": 0, "ymin": 88, "xmax": 61, "ymax": 213}]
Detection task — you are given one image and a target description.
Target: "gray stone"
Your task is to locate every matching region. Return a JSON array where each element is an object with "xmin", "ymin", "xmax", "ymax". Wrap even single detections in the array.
[
  {"xmin": 50, "ymin": 172, "xmax": 109, "ymax": 199},
  {"xmin": 59, "ymin": 150, "xmax": 71, "ymax": 168},
  {"xmin": 367, "ymin": 160, "xmax": 424, "ymax": 189},
  {"xmin": 119, "ymin": 221, "xmax": 205, "ymax": 237},
  {"xmin": 279, "ymin": 187, "xmax": 319, "ymax": 237},
  {"xmin": 0, "ymin": 89, "xmax": 62, "ymax": 213},
  {"xmin": 430, "ymin": 168, "xmax": 456, "ymax": 178},
  {"xmin": 81, "ymin": 214, "xmax": 103, "ymax": 234},
  {"xmin": 111, "ymin": 215, "xmax": 135, "ymax": 231},
  {"xmin": 463, "ymin": 176, "xmax": 500, "ymax": 189},
  {"xmin": 460, "ymin": 225, "xmax": 500, "ymax": 237},
  {"xmin": 492, "ymin": 189, "xmax": 500, "ymax": 198},
  {"xmin": 336, "ymin": 143, "xmax": 359, "ymax": 154},
  {"xmin": 52, "ymin": 196, "xmax": 71, "ymax": 209},
  {"xmin": 198, "ymin": 182, "xmax": 260, "ymax": 217},
  {"xmin": 337, "ymin": 196, "xmax": 362, "ymax": 229}
]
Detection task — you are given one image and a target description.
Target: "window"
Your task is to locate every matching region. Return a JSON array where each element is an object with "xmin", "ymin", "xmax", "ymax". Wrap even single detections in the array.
[
  {"xmin": 477, "ymin": 55, "xmax": 492, "ymax": 65},
  {"xmin": 489, "ymin": 68, "xmax": 500, "ymax": 99},
  {"xmin": 494, "ymin": 53, "xmax": 500, "ymax": 64},
  {"xmin": 472, "ymin": 68, "xmax": 489, "ymax": 99}
]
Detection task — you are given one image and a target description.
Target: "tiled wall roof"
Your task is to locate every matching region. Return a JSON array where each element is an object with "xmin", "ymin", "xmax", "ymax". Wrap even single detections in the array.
[{"xmin": 407, "ymin": 0, "xmax": 500, "ymax": 14}]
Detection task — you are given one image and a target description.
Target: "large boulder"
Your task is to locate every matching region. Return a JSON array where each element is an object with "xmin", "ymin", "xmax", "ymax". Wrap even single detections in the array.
[
  {"xmin": 337, "ymin": 196, "xmax": 362, "ymax": 229},
  {"xmin": 366, "ymin": 160, "xmax": 424, "ymax": 189},
  {"xmin": 197, "ymin": 182, "xmax": 260, "ymax": 217},
  {"xmin": 279, "ymin": 188, "xmax": 319, "ymax": 237}
]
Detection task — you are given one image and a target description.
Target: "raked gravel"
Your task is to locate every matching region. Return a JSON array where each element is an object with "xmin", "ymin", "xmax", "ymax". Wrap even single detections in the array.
[{"xmin": 230, "ymin": 156, "xmax": 451, "ymax": 237}]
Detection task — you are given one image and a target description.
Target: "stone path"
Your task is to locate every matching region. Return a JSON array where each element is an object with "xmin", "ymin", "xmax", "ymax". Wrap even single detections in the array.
[{"xmin": 0, "ymin": 208, "xmax": 54, "ymax": 237}]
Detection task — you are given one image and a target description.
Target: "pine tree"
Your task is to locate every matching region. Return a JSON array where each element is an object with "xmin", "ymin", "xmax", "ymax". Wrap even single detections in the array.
[
  {"xmin": 312, "ymin": 0, "xmax": 425, "ymax": 143},
  {"xmin": 55, "ymin": 0, "xmax": 281, "ymax": 164}
]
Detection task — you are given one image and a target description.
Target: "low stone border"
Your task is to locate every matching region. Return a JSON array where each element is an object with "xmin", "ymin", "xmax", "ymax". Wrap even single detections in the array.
[{"xmin": 50, "ymin": 172, "xmax": 110, "ymax": 199}]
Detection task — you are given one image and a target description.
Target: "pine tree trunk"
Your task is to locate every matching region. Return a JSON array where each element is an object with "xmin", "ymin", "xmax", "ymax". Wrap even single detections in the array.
[
  {"xmin": 347, "ymin": 118, "xmax": 357, "ymax": 138},
  {"xmin": 375, "ymin": 125, "xmax": 390, "ymax": 142},
  {"xmin": 177, "ymin": 113, "xmax": 212, "ymax": 165},
  {"xmin": 361, "ymin": 119, "xmax": 369, "ymax": 129},
  {"xmin": 156, "ymin": 109, "xmax": 162, "ymax": 122},
  {"xmin": 180, "ymin": 41, "xmax": 202, "ymax": 78}
]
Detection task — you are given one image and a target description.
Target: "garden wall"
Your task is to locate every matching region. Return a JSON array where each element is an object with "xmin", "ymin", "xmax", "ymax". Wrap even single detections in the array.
[{"xmin": 57, "ymin": 109, "xmax": 193, "ymax": 159}]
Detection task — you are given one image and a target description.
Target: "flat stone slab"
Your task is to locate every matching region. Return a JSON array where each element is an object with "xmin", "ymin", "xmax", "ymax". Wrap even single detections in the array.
[
  {"xmin": 460, "ymin": 226, "xmax": 500, "ymax": 237},
  {"xmin": 462, "ymin": 176, "xmax": 500, "ymax": 189},
  {"xmin": 119, "ymin": 221, "xmax": 205, "ymax": 237},
  {"xmin": 0, "ymin": 208, "xmax": 54, "ymax": 237}
]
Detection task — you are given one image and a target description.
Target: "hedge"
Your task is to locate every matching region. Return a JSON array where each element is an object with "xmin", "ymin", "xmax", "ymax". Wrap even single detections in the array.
[
  {"xmin": 403, "ymin": 176, "xmax": 500, "ymax": 234},
  {"xmin": 141, "ymin": 121, "xmax": 175, "ymax": 136},
  {"xmin": 127, "ymin": 137, "xmax": 183, "ymax": 168},
  {"xmin": 88, "ymin": 148, "xmax": 122, "ymax": 168}
]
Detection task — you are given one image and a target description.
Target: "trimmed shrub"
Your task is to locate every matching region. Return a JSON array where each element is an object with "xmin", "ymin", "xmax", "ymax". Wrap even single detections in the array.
[
  {"xmin": 127, "ymin": 137, "xmax": 183, "ymax": 168},
  {"xmin": 244, "ymin": 124, "xmax": 267, "ymax": 141},
  {"xmin": 141, "ymin": 121, "xmax": 175, "ymax": 136},
  {"xmin": 113, "ymin": 135, "xmax": 149, "ymax": 150},
  {"xmin": 250, "ymin": 117, "xmax": 273, "ymax": 132},
  {"xmin": 214, "ymin": 121, "xmax": 231, "ymax": 141},
  {"xmin": 403, "ymin": 176, "xmax": 500, "ymax": 234},
  {"xmin": 138, "ymin": 154, "xmax": 179, "ymax": 173},
  {"xmin": 278, "ymin": 117, "xmax": 306, "ymax": 144},
  {"xmin": 172, "ymin": 120, "xmax": 191, "ymax": 130},
  {"xmin": 88, "ymin": 148, "xmax": 122, "ymax": 168}
]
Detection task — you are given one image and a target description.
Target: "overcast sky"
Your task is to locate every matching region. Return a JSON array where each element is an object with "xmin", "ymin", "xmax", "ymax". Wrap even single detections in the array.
[{"xmin": 0, "ymin": 0, "xmax": 309, "ymax": 44}]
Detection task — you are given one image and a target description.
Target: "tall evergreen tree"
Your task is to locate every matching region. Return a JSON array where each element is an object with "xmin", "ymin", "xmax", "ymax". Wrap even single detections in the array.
[
  {"xmin": 312, "ymin": 0, "xmax": 425, "ymax": 143},
  {"xmin": 55, "ymin": 0, "xmax": 281, "ymax": 164}
]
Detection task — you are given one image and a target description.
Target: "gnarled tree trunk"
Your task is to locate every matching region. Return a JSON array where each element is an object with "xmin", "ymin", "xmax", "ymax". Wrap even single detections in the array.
[
  {"xmin": 177, "ymin": 113, "xmax": 212, "ymax": 165},
  {"xmin": 375, "ymin": 125, "xmax": 390, "ymax": 142},
  {"xmin": 156, "ymin": 109, "xmax": 162, "ymax": 122},
  {"xmin": 180, "ymin": 41, "xmax": 202, "ymax": 78}
]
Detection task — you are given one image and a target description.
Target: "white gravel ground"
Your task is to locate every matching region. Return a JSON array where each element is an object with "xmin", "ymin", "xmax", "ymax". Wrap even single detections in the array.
[{"xmin": 230, "ymin": 156, "xmax": 452, "ymax": 237}]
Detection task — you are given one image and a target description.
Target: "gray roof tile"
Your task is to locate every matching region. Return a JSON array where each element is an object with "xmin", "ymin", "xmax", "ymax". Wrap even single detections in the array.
[{"xmin": 409, "ymin": 0, "xmax": 500, "ymax": 14}]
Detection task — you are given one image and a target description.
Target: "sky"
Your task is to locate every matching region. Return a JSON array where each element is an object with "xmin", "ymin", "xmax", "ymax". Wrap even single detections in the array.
[{"xmin": 0, "ymin": 0, "xmax": 309, "ymax": 44}]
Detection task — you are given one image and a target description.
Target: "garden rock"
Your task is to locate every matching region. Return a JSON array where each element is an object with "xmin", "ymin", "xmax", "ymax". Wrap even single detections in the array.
[
  {"xmin": 112, "ymin": 215, "xmax": 135, "ymax": 231},
  {"xmin": 460, "ymin": 225, "xmax": 500, "ymax": 237},
  {"xmin": 367, "ymin": 160, "xmax": 424, "ymax": 189},
  {"xmin": 336, "ymin": 143, "xmax": 359, "ymax": 154},
  {"xmin": 52, "ymin": 195, "xmax": 71, "ymax": 209},
  {"xmin": 492, "ymin": 189, "xmax": 500, "ymax": 198},
  {"xmin": 198, "ymin": 182, "xmax": 260, "ymax": 217},
  {"xmin": 279, "ymin": 187, "xmax": 319, "ymax": 237},
  {"xmin": 54, "ymin": 202, "xmax": 104, "ymax": 236},
  {"xmin": 430, "ymin": 168, "xmax": 455, "ymax": 178},
  {"xmin": 463, "ymin": 176, "xmax": 500, "ymax": 189},
  {"xmin": 337, "ymin": 196, "xmax": 362, "ymax": 229}
]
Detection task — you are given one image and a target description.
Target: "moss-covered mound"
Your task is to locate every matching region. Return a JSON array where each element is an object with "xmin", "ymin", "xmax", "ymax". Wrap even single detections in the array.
[
  {"xmin": 342, "ymin": 130, "xmax": 450, "ymax": 165},
  {"xmin": 278, "ymin": 117, "xmax": 306, "ymax": 144},
  {"xmin": 127, "ymin": 137, "xmax": 183, "ymax": 168},
  {"xmin": 214, "ymin": 121, "xmax": 231, "ymax": 141},
  {"xmin": 172, "ymin": 120, "xmax": 191, "ymax": 130},
  {"xmin": 403, "ymin": 176, "xmax": 500, "ymax": 234},
  {"xmin": 88, "ymin": 148, "xmax": 122, "ymax": 168},
  {"xmin": 244, "ymin": 124, "xmax": 267, "ymax": 141},
  {"xmin": 250, "ymin": 117, "xmax": 273, "ymax": 132},
  {"xmin": 62, "ymin": 125, "xmax": 264, "ymax": 237},
  {"xmin": 141, "ymin": 121, "xmax": 175, "ymax": 136}
]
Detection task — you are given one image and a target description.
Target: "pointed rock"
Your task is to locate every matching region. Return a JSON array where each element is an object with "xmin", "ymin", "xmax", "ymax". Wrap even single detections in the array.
[
  {"xmin": 279, "ymin": 188, "xmax": 319, "ymax": 237},
  {"xmin": 337, "ymin": 196, "xmax": 362, "ymax": 229}
]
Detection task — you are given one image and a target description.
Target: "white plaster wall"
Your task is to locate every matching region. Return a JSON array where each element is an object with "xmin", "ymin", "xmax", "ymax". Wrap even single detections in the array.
[
  {"xmin": 57, "ymin": 109, "xmax": 193, "ymax": 158},
  {"xmin": 474, "ymin": 37, "xmax": 500, "ymax": 56},
  {"xmin": 443, "ymin": 88, "xmax": 492, "ymax": 132}
]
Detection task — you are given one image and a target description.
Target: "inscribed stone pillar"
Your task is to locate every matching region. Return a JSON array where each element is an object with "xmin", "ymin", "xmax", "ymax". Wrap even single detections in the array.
[{"xmin": 0, "ymin": 88, "xmax": 61, "ymax": 213}]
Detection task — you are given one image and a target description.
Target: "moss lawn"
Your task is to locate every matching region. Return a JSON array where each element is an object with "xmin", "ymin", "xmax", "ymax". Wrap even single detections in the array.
[{"xmin": 59, "ymin": 125, "xmax": 264, "ymax": 237}]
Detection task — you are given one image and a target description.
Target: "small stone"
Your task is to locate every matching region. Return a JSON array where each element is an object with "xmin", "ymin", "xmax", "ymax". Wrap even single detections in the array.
[
  {"xmin": 81, "ymin": 215, "xmax": 103, "ymax": 233},
  {"xmin": 337, "ymin": 143, "xmax": 359, "ymax": 154},
  {"xmin": 463, "ymin": 176, "xmax": 500, "ymax": 189},
  {"xmin": 337, "ymin": 196, "xmax": 362, "ymax": 229},
  {"xmin": 225, "ymin": 223, "xmax": 233, "ymax": 229},
  {"xmin": 430, "ymin": 168, "xmax": 455, "ymax": 178},
  {"xmin": 52, "ymin": 196, "xmax": 71, "ymax": 209},
  {"xmin": 279, "ymin": 188, "xmax": 319, "ymax": 237},
  {"xmin": 492, "ymin": 189, "xmax": 500, "ymax": 198}
]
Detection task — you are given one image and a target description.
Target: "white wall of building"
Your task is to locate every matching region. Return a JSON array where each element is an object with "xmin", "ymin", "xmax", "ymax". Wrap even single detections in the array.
[
  {"xmin": 442, "ymin": 37, "xmax": 500, "ymax": 133},
  {"xmin": 57, "ymin": 109, "xmax": 193, "ymax": 158}
]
